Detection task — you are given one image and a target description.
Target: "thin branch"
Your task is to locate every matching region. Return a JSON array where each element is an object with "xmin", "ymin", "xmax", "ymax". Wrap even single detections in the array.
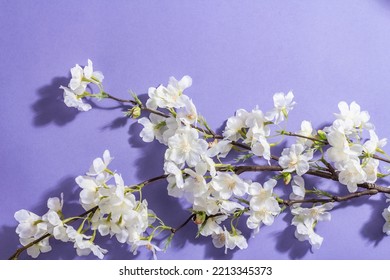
[
  {"xmin": 373, "ymin": 154, "xmax": 390, "ymax": 164},
  {"xmin": 282, "ymin": 131, "xmax": 328, "ymax": 144},
  {"xmin": 170, "ymin": 214, "xmax": 196, "ymax": 234},
  {"xmin": 283, "ymin": 189, "xmax": 379, "ymax": 206}
]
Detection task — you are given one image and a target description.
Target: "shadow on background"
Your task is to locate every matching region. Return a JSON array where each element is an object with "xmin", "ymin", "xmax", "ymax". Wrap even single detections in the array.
[{"xmin": 32, "ymin": 77, "xmax": 79, "ymax": 127}]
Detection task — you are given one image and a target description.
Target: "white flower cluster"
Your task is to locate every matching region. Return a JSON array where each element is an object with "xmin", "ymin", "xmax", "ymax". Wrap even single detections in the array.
[
  {"xmin": 137, "ymin": 79, "xmax": 307, "ymax": 252},
  {"xmin": 325, "ymin": 101, "xmax": 386, "ymax": 192},
  {"xmin": 60, "ymin": 59, "xmax": 104, "ymax": 111},
  {"xmin": 15, "ymin": 150, "xmax": 161, "ymax": 259}
]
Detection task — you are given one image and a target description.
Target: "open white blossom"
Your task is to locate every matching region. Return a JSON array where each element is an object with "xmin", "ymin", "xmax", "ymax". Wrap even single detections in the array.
[
  {"xmin": 363, "ymin": 158, "xmax": 379, "ymax": 183},
  {"xmin": 364, "ymin": 130, "xmax": 387, "ymax": 155},
  {"xmin": 69, "ymin": 59, "xmax": 104, "ymax": 95},
  {"xmin": 146, "ymin": 76, "xmax": 192, "ymax": 109},
  {"xmin": 87, "ymin": 149, "xmax": 113, "ymax": 178},
  {"xmin": 138, "ymin": 114, "xmax": 167, "ymax": 143},
  {"xmin": 289, "ymin": 176, "xmax": 306, "ymax": 208},
  {"xmin": 207, "ymin": 139, "xmax": 232, "ymax": 158},
  {"xmin": 223, "ymin": 109, "xmax": 249, "ymax": 141},
  {"xmin": 14, "ymin": 210, "xmax": 47, "ymax": 239},
  {"xmin": 131, "ymin": 240, "xmax": 162, "ymax": 260},
  {"xmin": 266, "ymin": 91, "xmax": 296, "ymax": 124},
  {"xmin": 83, "ymin": 59, "xmax": 104, "ymax": 83},
  {"xmin": 20, "ymin": 237, "xmax": 52, "ymax": 258},
  {"xmin": 326, "ymin": 128, "xmax": 362, "ymax": 164},
  {"xmin": 212, "ymin": 172, "xmax": 249, "ymax": 200},
  {"xmin": 164, "ymin": 161, "xmax": 184, "ymax": 189},
  {"xmin": 177, "ymin": 97, "xmax": 198, "ymax": 125},
  {"xmin": 246, "ymin": 179, "xmax": 281, "ymax": 233},
  {"xmin": 334, "ymin": 101, "xmax": 372, "ymax": 132},
  {"xmin": 76, "ymin": 175, "xmax": 103, "ymax": 209},
  {"xmin": 279, "ymin": 143, "xmax": 313, "ymax": 176},
  {"xmin": 165, "ymin": 126, "xmax": 208, "ymax": 167},
  {"xmin": 291, "ymin": 203, "xmax": 333, "ymax": 249},
  {"xmin": 297, "ymin": 120, "xmax": 313, "ymax": 147},
  {"xmin": 60, "ymin": 86, "xmax": 92, "ymax": 112},
  {"xmin": 212, "ymin": 227, "xmax": 248, "ymax": 254},
  {"xmin": 338, "ymin": 159, "xmax": 367, "ymax": 193},
  {"xmin": 198, "ymin": 215, "xmax": 227, "ymax": 237}
]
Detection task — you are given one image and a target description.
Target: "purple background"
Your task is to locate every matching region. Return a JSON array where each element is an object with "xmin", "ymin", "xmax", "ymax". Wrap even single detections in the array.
[{"xmin": 1, "ymin": 0, "xmax": 390, "ymax": 260}]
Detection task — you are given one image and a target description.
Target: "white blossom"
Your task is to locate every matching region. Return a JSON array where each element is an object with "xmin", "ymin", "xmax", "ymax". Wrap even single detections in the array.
[
  {"xmin": 76, "ymin": 175, "xmax": 103, "ymax": 209},
  {"xmin": 165, "ymin": 126, "xmax": 208, "ymax": 167},
  {"xmin": 131, "ymin": 240, "xmax": 162, "ymax": 260},
  {"xmin": 68, "ymin": 59, "xmax": 103, "ymax": 95},
  {"xmin": 182, "ymin": 163, "xmax": 209, "ymax": 202},
  {"xmin": 212, "ymin": 172, "xmax": 249, "ymax": 200},
  {"xmin": 138, "ymin": 114, "xmax": 167, "ymax": 143},
  {"xmin": 164, "ymin": 161, "xmax": 184, "ymax": 189},
  {"xmin": 297, "ymin": 120, "xmax": 313, "ymax": 147},
  {"xmin": 223, "ymin": 109, "xmax": 249, "ymax": 141},
  {"xmin": 326, "ymin": 129, "xmax": 362, "ymax": 164},
  {"xmin": 212, "ymin": 227, "xmax": 248, "ymax": 254},
  {"xmin": 60, "ymin": 86, "xmax": 92, "ymax": 112},
  {"xmin": 207, "ymin": 140, "xmax": 232, "ymax": 159},
  {"xmin": 334, "ymin": 101, "xmax": 372, "ymax": 131},
  {"xmin": 266, "ymin": 91, "xmax": 296, "ymax": 124},
  {"xmin": 246, "ymin": 179, "xmax": 281, "ymax": 233},
  {"xmin": 14, "ymin": 210, "xmax": 47, "ymax": 239},
  {"xmin": 146, "ymin": 76, "xmax": 192, "ymax": 109},
  {"xmin": 20, "ymin": 237, "xmax": 51, "ymax": 258},
  {"xmin": 87, "ymin": 149, "xmax": 113, "ymax": 178},
  {"xmin": 289, "ymin": 176, "xmax": 306, "ymax": 207},
  {"xmin": 338, "ymin": 159, "xmax": 367, "ymax": 193},
  {"xmin": 177, "ymin": 97, "xmax": 198, "ymax": 125},
  {"xmin": 363, "ymin": 158, "xmax": 379, "ymax": 184},
  {"xmin": 83, "ymin": 59, "xmax": 104, "ymax": 83},
  {"xmin": 364, "ymin": 130, "xmax": 387, "ymax": 155},
  {"xmin": 279, "ymin": 144, "xmax": 313, "ymax": 176},
  {"xmin": 198, "ymin": 215, "xmax": 227, "ymax": 237},
  {"xmin": 291, "ymin": 203, "xmax": 333, "ymax": 249}
]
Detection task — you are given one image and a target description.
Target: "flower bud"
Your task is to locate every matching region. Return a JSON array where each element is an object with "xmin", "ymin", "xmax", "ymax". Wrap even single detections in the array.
[
  {"xmin": 126, "ymin": 106, "xmax": 141, "ymax": 119},
  {"xmin": 194, "ymin": 212, "xmax": 206, "ymax": 225},
  {"xmin": 317, "ymin": 130, "xmax": 327, "ymax": 141},
  {"xmin": 282, "ymin": 172, "xmax": 292, "ymax": 185}
]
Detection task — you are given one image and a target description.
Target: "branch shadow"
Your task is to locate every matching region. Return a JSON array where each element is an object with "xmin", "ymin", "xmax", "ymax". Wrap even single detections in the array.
[{"xmin": 32, "ymin": 77, "xmax": 80, "ymax": 127}]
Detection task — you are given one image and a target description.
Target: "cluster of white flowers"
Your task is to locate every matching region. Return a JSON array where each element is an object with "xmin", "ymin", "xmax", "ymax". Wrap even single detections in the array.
[
  {"xmin": 13, "ymin": 60, "xmax": 390, "ymax": 259},
  {"xmin": 15, "ymin": 150, "xmax": 161, "ymax": 259},
  {"xmin": 60, "ymin": 59, "xmax": 104, "ymax": 111},
  {"xmin": 324, "ymin": 101, "xmax": 387, "ymax": 192}
]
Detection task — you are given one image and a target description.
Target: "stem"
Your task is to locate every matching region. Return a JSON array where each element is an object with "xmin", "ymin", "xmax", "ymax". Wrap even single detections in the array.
[
  {"xmin": 281, "ymin": 131, "xmax": 327, "ymax": 144},
  {"xmin": 282, "ymin": 189, "xmax": 379, "ymax": 206},
  {"xmin": 373, "ymin": 154, "xmax": 390, "ymax": 164}
]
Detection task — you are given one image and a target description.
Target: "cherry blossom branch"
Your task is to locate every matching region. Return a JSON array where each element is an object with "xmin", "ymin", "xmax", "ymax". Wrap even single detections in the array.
[
  {"xmin": 232, "ymin": 164, "xmax": 390, "ymax": 194},
  {"xmin": 8, "ymin": 206, "xmax": 99, "ymax": 260},
  {"xmin": 8, "ymin": 173, "xmax": 169, "ymax": 260}
]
